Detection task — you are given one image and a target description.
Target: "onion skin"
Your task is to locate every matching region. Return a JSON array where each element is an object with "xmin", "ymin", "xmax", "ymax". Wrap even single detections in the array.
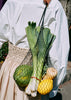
[{"xmin": 43, "ymin": 67, "xmax": 58, "ymax": 80}]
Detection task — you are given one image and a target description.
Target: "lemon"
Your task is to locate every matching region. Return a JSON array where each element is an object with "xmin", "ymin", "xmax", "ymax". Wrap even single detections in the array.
[{"xmin": 37, "ymin": 79, "xmax": 53, "ymax": 95}]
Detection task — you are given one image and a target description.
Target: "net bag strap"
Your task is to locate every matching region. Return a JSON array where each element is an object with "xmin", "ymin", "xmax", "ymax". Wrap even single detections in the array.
[{"xmin": 20, "ymin": 4, "xmax": 48, "ymax": 66}]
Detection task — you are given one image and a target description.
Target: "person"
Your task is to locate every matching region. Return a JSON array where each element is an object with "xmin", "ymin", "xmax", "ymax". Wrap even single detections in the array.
[{"xmin": 0, "ymin": 0, "xmax": 70, "ymax": 100}]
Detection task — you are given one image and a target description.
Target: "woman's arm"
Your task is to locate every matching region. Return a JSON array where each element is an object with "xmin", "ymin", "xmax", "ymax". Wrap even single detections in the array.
[
  {"xmin": 0, "ymin": 1, "xmax": 9, "ymax": 48},
  {"xmin": 49, "ymin": 8, "xmax": 70, "ymax": 86}
]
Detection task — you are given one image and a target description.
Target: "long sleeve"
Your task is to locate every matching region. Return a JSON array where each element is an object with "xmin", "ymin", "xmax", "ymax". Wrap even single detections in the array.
[
  {"xmin": 0, "ymin": 0, "xmax": 46, "ymax": 49},
  {"xmin": 0, "ymin": 0, "xmax": 24, "ymax": 48},
  {"xmin": 0, "ymin": 2, "xmax": 9, "ymax": 48},
  {"xmin": 57, "ymin": 9, "xmax": 70, "ymax": 86},
  {"xmin": 48, "ymin": 7, "xmax": 70, "ymax": 98}
]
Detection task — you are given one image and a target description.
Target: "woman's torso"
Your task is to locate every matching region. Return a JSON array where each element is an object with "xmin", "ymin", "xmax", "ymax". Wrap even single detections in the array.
[{"xmin": 2, "ymin": 0, "xmax": 61, "ymax": 48}]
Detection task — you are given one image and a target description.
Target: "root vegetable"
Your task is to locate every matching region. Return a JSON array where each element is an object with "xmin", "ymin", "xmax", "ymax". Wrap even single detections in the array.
[{"xmin": 43, "ymin": 67, "xmax": 57, "ymax": 80}]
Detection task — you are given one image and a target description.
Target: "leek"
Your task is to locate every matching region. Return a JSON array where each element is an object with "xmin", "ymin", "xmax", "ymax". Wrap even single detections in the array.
[{"xmin": 25, "ymin": 22, "xmax": 56, "ymax": 97}]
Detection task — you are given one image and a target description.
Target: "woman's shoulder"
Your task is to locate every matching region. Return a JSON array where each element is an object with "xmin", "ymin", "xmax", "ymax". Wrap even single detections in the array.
[{"xmin": 55, "ymin": 0, "xmax": 65, "ymax": 12}]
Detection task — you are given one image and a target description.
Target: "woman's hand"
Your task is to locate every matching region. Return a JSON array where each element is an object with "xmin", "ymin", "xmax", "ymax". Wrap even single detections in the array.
[{"xmin": 44, "ymin": 0, "xmax": 51, "ymax": 5}]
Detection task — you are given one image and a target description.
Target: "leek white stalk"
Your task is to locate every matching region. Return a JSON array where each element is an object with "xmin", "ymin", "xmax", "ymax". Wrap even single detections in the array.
[{"xmin": 25, "ymin": 54, "xmax": 38, "ymax": 95}]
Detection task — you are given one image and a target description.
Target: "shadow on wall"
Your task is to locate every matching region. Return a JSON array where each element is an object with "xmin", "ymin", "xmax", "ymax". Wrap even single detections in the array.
[
  {"xmin": 60, "ymin": 0, "xmax": 71, "ymax": 61},
  {"xmin": 68, "ymin": 25, "xmax": 71, "ymax": 61}
]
